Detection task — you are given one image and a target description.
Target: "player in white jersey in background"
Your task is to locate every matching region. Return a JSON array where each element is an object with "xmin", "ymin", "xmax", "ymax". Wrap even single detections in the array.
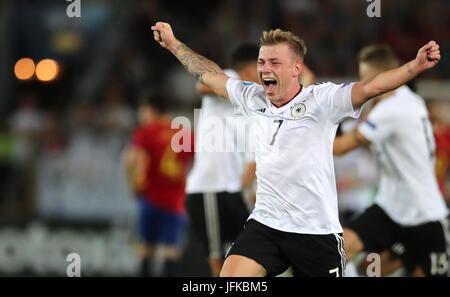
[
  {"xmin": 334, "ymin": 118, "xmax": 378, "ymax": 277},
  {"xmin": 185, "ymin": 44, "xmax": 259, "ymax": 276},
  {"xmin": 151, "ymin": 21, "xmax": 441, "ymax": 277},
  {"xmin": 335, "ymin": 118, "xmax": 377, "ymax": 226},
  {"xmin": 334, "ymin": 45, "xmax": 449, "ymax": 277}
]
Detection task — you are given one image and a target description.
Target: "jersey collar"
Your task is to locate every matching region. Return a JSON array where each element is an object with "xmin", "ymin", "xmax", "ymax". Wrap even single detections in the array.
[{"xmin": 268, "ymin": 84, "xmax": 311, "ymax": 114}]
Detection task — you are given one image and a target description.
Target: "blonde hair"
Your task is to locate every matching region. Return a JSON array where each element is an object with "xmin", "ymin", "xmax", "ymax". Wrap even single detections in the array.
[
  {"xmin": 358, "ymin": 44, "xmax": 400, "ymax": 71},
  {"xmin": 260, "ymin": 29, "xmax": 307, "ymax": 60}
]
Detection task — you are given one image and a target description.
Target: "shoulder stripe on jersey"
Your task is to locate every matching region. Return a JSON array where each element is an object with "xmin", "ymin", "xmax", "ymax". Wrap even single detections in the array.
[{"xmin": 365, "ymin": 120, "xmax": 377, "ymax": 129}]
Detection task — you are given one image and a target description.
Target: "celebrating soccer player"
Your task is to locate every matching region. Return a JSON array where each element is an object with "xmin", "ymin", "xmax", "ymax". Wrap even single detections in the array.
[
  {"xmin": 334, "ymin": 45, "xmax": 449, "ymax": 277},
  {"xmin": 151, "ymin": 21, "xmax": 441, "ymax": 277}
]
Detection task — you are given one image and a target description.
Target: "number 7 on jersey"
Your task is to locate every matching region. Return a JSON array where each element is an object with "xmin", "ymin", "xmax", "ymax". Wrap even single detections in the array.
[{"xmin": 270, "ymin": 120, "xmax": 284, "ymax": 145}]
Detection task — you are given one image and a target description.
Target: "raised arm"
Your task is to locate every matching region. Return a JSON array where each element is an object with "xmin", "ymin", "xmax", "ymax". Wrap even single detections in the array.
[
  {"xmin": 196, "ymin": 82, "xmax": 216, "ymax": 96},
  {"xmin": 351, "ymin": 41, "xmax": 441, "ymax": 109},
  {"xmin": 151, "ymin": 22, "xmax": 230, "ymax": 101}
]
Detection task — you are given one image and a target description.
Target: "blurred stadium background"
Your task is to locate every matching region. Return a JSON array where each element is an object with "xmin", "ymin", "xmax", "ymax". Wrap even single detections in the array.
[{"xmin": 0, "ymin": 0, "xmax": 449, "ymax": 276}]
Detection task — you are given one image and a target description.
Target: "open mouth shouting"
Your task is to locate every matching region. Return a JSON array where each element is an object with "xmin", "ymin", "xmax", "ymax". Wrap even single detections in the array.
[{"xmin": 262, "ymin": 78, "xmax": 278, "ymax": 96}]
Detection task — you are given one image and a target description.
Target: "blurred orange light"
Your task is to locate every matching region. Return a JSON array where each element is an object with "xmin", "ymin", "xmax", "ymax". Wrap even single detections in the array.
[
  {"xmin": 36, "ymin": 59, "xmax": 59, "ymax": 82},
  {"xmin": 14, "ymin": 58, "xmax": 35, "ymax": 80}
]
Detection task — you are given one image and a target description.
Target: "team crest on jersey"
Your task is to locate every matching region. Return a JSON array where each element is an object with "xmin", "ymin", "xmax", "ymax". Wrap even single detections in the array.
[{"xmin": 291, "ymin": 103, "xmax": 306, "ymax": 118}]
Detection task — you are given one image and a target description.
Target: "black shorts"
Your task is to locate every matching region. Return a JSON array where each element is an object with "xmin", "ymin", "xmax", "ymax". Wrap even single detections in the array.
[
  {"xmin": 226, "ymin": 219, "xmax": 346, "ymax": 277},
  {"xmin": 185, "ymin": 192, "xmax": 250, "ymax": 259},
  {"xmin": 347, "ymin": 204, "xmax": 450, "ymax": 277}
]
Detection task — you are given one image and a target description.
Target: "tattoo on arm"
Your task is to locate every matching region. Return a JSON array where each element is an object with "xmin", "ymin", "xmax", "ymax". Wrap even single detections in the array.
[
  {"xmin": 406, "ymin": 63, "xmax": 414, "ymax": 75},
  {"xmin": 173, "ymin": 43, "xmax": 223, "ymax": 83}
]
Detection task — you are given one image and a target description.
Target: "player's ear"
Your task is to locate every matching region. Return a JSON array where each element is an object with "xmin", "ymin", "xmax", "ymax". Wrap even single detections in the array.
[{"xmin": 294, "ymin": 59, "xmax": 303, "ymax": 77}]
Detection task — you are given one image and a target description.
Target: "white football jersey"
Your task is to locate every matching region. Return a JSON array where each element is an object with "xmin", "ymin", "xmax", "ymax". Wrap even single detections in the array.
[
  {"xmin": 358, "ymin": 86, "xmax": 448, "ymax": 226},
  {"xmin": 334, "ymin": 119, "xmax": 377, "ymax": 215},
  {"xmin": 226, "ymin": 79, "xmax": 361, "ymax": 234},
  {"xmin": 186, "ymin": 69, "xmax": 253, "ymax": 193}
]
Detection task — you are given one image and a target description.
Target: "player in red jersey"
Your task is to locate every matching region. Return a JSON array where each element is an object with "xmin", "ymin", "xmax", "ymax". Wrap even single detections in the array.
[
  {"xmin": 427, "ymin": 100, "xmax": 450, "ymax": 203},
  {"xmin": 122, "ymin": 94, "xmax": 194, "ymax": 276}
]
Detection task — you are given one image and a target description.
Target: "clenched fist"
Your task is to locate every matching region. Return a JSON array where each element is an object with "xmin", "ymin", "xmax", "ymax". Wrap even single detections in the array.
[
  {"xmin": 151, "ymin": 22, "xmax": 180, "ymax": 51},
  {"xmin": 414, "ymin": 41, "xmax": 441, "ymax": 71}
]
